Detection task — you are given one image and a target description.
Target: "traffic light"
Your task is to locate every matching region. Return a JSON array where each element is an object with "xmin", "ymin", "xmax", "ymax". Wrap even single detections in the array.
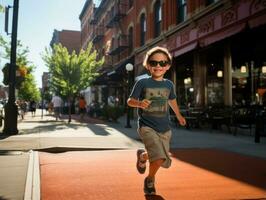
[
  {"xmin": 15, "ymin": 65, "xmax": 27, "ymax": 89},
  {"xmin": 2, "ymin": 63, "xmax": 10, "ymax": 85},
  {"xmin": 1, "ymin": 63, "xmax": 27, "ymax": 88}
]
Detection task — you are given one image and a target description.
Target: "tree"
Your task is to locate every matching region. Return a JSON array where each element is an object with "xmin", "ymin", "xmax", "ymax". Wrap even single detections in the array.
[
  {"xmin": 0, "ymin": 5, "xmax": 4, "ymax": 13},
  {"xmin": 42, "ymin": 42, "xmax": 104, "ymax": 123},
  {"xmin": 0, "ymin": 35, "xmax": 41, "ymax": 102}
]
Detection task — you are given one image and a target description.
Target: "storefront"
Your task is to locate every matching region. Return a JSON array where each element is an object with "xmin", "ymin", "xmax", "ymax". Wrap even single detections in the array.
[{"xmin": 231, "ymin": 25, "xmax": 266, "ymax": 106}]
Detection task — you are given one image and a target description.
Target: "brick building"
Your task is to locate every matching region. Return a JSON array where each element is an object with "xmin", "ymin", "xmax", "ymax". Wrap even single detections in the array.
[
  {"xmin": 50, "ymin": 29, "xmax": 81, "ymax": 54},
  {"xmin": 80, "ymin": 0, "xmax": 266, "ymax": 107}
]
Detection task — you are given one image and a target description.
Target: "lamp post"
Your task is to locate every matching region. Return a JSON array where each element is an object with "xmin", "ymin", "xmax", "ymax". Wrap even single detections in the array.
[
  {"xmin": 41, "ymin": 88, "xmax": 44, "ymax": 119},
  {"xmin": 3, "ymin": 0, "xmax": 19, "ymax": 135},
  {"xmin": 125, "ymin": 63, "xmax": 134, "ymax": 128}
]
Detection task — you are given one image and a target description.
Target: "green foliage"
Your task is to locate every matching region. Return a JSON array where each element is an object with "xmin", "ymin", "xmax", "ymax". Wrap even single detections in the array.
[
  {"xmin": 18, "ymin": 72, "xmax": 40, "ymax": 101},
  {"xmin": 0, "ymin": 5, "xmax": 4, "ymax": 13},
  {"xmin": 42, "ymin": 42, "xmax": 104, "ymax": 99},
  {"xmin": 101, "ymin": 105, "xmax": 124, "ymax": 121},
  {"xmin": 0, "ymin": 35, "xmax": 40, "ymax": 101}
]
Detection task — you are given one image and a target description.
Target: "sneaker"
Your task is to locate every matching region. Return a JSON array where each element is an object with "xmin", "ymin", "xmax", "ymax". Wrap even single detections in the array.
[
  {"xmin": 144, "ymin": 177, "xmax": 156, "ymax": 195},
  {"xmin": 136, "ymin": 149, "xmax": 146, "ymax": 174}
]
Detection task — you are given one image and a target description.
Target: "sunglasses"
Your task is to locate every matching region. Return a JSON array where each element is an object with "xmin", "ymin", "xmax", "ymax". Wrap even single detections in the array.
[{"xmin": 148, "ymin": 60, "xmax": 170, "ymax": 67}]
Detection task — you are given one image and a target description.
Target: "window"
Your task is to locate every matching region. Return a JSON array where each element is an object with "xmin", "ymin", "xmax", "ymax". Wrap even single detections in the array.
[
  {"xmin": 128, "ymin": 27, "xmax": 133, "ymax": 53},
  {"xmin": 140, "ymin": 13, "xmax": 146, "ymax": 46},
  {"xmin": 154, "ymin": 0, "xmax": 162, "ymax": 38},
  {"xmin": 177, "ymin": 0, "xmax": 187, "ymax": 23}
]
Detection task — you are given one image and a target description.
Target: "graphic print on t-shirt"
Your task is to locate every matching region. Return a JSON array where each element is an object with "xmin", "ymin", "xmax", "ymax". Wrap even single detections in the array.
[{"xmin": 143, "ymin": 87, "xmax": 170, "ymax": 117}]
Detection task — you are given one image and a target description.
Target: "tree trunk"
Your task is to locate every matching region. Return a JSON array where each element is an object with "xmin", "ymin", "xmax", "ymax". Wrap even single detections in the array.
[{"xmin": 68, "ymin": 97, "xmax": 71, "ymax": 123}]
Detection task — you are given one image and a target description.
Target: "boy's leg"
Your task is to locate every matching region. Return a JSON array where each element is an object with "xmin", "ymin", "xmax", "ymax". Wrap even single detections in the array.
[
  {"xmin": 144, "ymin": 158, "xmax": 164, "ymax": 195},
  {"xmin": 148, "ymin": 158, "xmax": 164, "ymax": 178}
]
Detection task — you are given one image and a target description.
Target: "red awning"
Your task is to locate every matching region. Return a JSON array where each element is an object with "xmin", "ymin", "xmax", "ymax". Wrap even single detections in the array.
[
  {"xmin": 173, "ymin": 42, "xmax": 198, "ymax": 57},
  {"xmin": 199, "ymin": 23, "xmax": 246, "ymax": 47}
]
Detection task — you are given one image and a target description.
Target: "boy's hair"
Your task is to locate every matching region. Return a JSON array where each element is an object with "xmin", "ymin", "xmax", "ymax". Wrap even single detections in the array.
[{"xmin": 143, "ymin": 46, "xmax": 172, "ymax": 68}]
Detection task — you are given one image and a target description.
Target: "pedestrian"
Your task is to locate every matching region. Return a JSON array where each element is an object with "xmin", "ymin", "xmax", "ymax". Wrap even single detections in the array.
[
  {"xmin": 19, "ymin": 100, "xmax": 28, "ymax": 120},
  {"xmin": 107, "ymin": 94, "xmax": 116, "ymax": 107},
  {"xmin": 51, "ymin": 94, "xmax": 63, "ymax": 121},
  {"xmin": 127, "ymin": 46, "xmax": 186, "ymax": 195},
  {"xmin": 79, "ymin": 95, "xmax": 87, "ymax": 121},
  {"xmin": 29, "ymin": 100, "xmax": 36, "ymax": 117}
]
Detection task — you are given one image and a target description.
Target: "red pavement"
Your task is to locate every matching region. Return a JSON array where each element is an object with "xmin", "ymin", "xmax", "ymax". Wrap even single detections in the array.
[{"xmin": 39, "ymin": 149, "xmax": 266, "ymax": 200}]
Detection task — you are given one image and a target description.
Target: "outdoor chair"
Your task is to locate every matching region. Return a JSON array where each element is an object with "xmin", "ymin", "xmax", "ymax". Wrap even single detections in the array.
[
  {"xmin": 203, "ymin": 106, "xmax": 232, "ymax": 133},
  {"xmin": 255, "ymin": 107, "xmax": 266, "ymax": 143},
  {"xmin": 231, "ymin": 107, "xmax": 256, "ymax": 136}
]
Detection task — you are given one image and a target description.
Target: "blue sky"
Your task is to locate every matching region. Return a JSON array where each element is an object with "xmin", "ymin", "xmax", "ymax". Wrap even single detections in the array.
[{"xmin": 0, "ymin": 0, "xmax": 88, "ymax": 87}]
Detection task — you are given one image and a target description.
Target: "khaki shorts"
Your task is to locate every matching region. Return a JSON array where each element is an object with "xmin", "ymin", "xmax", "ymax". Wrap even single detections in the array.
[{"xmin": 138, "ymin": 126, "xmax": 172, "ymax": 168}]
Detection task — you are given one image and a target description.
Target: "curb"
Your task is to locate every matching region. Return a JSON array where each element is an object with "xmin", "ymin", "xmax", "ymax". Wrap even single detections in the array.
[
  {"xmin": 24, "ymin": 150, "xmax": 40, "ymax": 200},
  {"xmin": 37, "ymin": 146, "xmax": 131, "ymax": 153}
]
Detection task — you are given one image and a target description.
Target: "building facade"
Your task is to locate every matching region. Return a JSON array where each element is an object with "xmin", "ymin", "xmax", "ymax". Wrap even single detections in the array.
[
  {"xmin": 80, "ymin": 0, "xmax": 266, "ymax": 108},
  {"xmin": 50, "ymin": 29, "xmax": 81, "ymax": 53}
]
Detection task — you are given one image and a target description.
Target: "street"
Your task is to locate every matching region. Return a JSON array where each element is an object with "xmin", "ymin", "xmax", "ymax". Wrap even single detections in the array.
[
  {"xmin": 40, "ymin": 149, "xmax": 266, "ymax": 200},
  {"xmin": 0, "ymin": 109, "xmax": 266, "ymax": 200}
]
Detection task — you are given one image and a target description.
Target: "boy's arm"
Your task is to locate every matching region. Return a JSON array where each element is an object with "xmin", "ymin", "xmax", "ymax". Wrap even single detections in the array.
[
  {"xmin": 127, "ymin": 97, "xmax": 151, "ymax": 110},
  {"xmin": 168, "ymin": 99, "xmax": 186, "ymax": 126}
]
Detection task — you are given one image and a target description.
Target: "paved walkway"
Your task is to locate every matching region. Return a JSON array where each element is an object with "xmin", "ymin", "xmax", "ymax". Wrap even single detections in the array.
[
  {"xmin": 0, "ymin": 109, "xmax": 265, "ymax": 200},
  {"xmin": 40, "ymin": 149, "xmax": 266, "ymax": 200}
]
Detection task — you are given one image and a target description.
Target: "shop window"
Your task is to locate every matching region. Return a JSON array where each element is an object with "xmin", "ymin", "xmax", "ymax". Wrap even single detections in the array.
[
  {"xmin": 204, "ymin": 46, "xmax": 224, "ymax": 106},
  {"xmin": 232, "ymin": 61, "xmax": 266, "ymax": 106},
  {"xmin": 154, "ymin": 0, "xmax": 162, "ymax": 38},
  {"xmin": 231, "ymin": 26, "xmax": 266, "ymax": 106},
  {"xmin": 140, "ymin": 13, "xmax": 146, "ymax": 46},
  {"xmin": 174, "ymin": 55, "xmax": 194, "ymax": 107},
  {"xmin": 206, "ymin": 63, "xmax": 224, "ymax": 105},
  {"xmin": 177, "ymin": 0, "xmax": 187, "ymax": 23}
]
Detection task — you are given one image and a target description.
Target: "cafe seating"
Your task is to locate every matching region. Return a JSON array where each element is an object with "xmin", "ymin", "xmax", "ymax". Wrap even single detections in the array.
[
  {"xmin": 203, "ymin": 105, "xmax": 232, "ymax": 133},
  {"xmin": 255, "ymin": 107, "xmax": 266, "ymax": 143},
  {"xmin": 231, "ymin": 106, "xmax": 256, "ymax": 135}
]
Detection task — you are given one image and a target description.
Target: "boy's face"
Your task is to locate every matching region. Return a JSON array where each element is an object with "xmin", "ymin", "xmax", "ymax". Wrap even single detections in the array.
[{"xmin": 147, "ymin": 52, "xmax": 170, "ymax": 79}]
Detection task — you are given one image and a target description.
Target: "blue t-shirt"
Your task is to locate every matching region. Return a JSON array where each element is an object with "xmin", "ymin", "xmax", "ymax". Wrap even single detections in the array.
[{"xmin": 129, "ymin": 77, "xmax": 176, "ymax": 132}]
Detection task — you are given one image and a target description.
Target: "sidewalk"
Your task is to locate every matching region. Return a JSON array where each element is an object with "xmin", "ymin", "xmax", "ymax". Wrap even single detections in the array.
[
  {"xmin": 40, "ymin": 149, "xmax": 266, "ymax": 200},
  {"xmin": 0, "ymin": 109, "xmax": 265, "ymax": 199},
  {"xmin": 0, "ymin": 110, "xmax": 144, "ymax": 200}
]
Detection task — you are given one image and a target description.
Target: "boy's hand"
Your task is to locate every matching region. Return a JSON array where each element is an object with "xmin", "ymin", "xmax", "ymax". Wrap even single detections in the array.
[
  {"xmin": 139, "ymin": 99, "xmax": 152, "ymax": 109},
  {"xmin": 177, "ymin": 115, "xmax": 186, "ymax": 126}
]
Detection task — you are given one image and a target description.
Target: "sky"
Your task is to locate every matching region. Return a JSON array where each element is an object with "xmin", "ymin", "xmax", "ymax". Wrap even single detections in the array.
[{"xmin": 0, "ymin": 0, "xmax": 88, "ymax": 87}]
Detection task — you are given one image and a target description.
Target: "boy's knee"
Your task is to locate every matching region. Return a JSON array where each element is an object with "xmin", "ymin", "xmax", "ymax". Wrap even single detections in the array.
[{"xmin": 152, "ymin": 159, "xmax": 164, "ymax": 166}]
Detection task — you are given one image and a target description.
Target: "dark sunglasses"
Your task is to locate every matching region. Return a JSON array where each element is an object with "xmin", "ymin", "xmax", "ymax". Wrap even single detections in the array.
[{"xmin": 148, "ymin": 60, "xmax": 170, "ymax": 67}]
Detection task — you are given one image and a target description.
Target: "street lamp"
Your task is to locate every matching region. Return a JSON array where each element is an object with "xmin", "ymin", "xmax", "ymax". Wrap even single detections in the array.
[{"xmin": 125, "ymin": 63, "xmax": 134, "ymax": 128}]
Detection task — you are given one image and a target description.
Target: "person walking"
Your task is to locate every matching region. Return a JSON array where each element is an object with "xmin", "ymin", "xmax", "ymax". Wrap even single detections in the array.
[
  {"xmin": 127, "ymin": 46, "xmax": 186, "ymax": 195},
  {"xmin": 19, "ymin": 100, "xmax": 27, "ymax": 120},
  {"xmin": 51, "ymin": 94, "xmax": 63, "ymax": 121},
  {"xmin": 29, "ymin": 100, "xmax": 36, "ymax": 117},
  {"xmin": 78, "ymin": 96, "xmax": 87, "ymax": 121}
]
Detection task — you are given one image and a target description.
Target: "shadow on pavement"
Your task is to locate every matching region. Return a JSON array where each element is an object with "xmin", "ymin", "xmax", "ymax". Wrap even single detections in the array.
[
  {"xmin": 18, "ymin": 122, "xmax": 80, "ymax": 135},
  {"xmin": 86, "ymin": 124, "xmax": 111, "ymax": 136},
  {"xmin": 170, "ymin": 148, "xmax": 266, "ymax": 190},
  {"xmin": 18, "ymin": 119, "xmax": 119, "ymax": 136}
]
